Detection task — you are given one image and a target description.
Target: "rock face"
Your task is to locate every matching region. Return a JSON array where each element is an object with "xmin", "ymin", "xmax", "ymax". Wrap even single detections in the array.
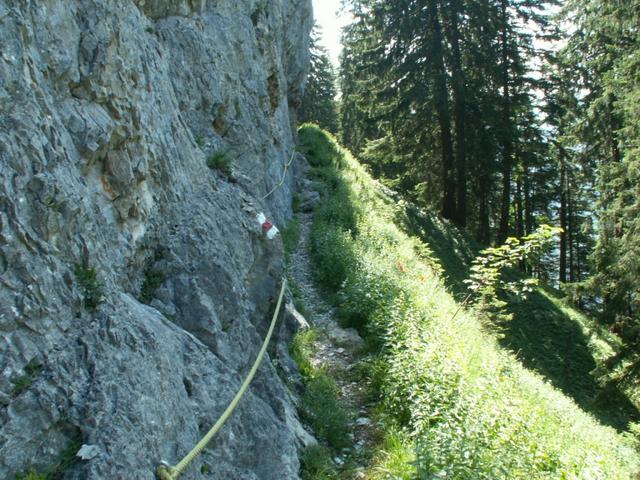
[{"xmin": 0, "ymin": 0, "xmax": 313, "ymax": 478}]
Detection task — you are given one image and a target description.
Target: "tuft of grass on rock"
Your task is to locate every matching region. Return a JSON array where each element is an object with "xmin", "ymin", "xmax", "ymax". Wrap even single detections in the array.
[
  {"xmin": 14, "ymin": 433, "xmax": 81, "ymax": 480},
  {"xmin": 207, "ymin": 151, "xmax": 232, "ymax": 176},
  {"xmin": 11, "ymin": 359, "xmax": 43, "ymax": 397}
]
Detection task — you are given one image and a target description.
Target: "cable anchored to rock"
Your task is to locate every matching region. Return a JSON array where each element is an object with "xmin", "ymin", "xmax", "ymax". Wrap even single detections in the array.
[
  {"xmin": 263, "ymin": 149, "xmax": 296, "ymax": 199},
  {"xmin": 156, "ymin": 278, "xmax": 287, "ymax": 480}
]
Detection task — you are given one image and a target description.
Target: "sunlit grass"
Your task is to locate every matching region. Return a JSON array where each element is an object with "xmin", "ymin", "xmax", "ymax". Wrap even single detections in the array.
[{"xmin": 298, "ymin": 123, "xmax": 639, "ymax": 480}]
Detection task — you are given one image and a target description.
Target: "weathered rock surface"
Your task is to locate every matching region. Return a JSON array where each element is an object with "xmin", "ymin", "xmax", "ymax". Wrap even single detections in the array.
[{"xmin": 0, "ymin": 0, "xmax": 312, "ymax": 478}]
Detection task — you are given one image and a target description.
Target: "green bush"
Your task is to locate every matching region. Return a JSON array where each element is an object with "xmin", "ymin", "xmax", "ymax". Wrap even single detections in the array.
[
  {"xmin": 207, "ymin": 151, "xmax": 232, "ymax": 176},
  {"xmin": 15, "ymin": 434, "xmax": 80, "ymax": 480},
  {"xmin": 140, "ymin": 268, "xmax": 165, "ymax": 304},
  {"xmin": 282, "ymin": 219, "xmax": 301, "ymax": 259},
  {"xmin": 290, "ymin": 329, "xmax": 318, "ymax": 379},
  {"xmin": 309, "ymin": 225, "xmax": 355, "ymax": 293},
  {"xmin": 74, "ymin": 263, "xmax": 104, "ymax": 312},
  {"xmin": 297, "ymin": 123, "xmax": 343, "ymax": 168},
  {"xmin": 15, "ymin": 469, "xmax": 46, "ymax": 480}
]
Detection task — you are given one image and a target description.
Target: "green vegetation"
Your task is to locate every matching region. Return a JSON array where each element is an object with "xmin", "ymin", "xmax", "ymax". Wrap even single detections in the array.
[
  {"xmin": 282, "ymin": 218, "xmax": 301, "ymax": 261},
  {"xmin": 15, "ymin": 434, "xmax": 81, "ymax": 480},
  {"xmin": 298, "ymin": 25, "xmax": 339, "ymax": 134},
  {"xmin": 298, "ymin": 124, "xmax": 639, "ymax": 479},
  {"xmin": 290, "ymin": 328, "xmax": 350, "ymax": 453},
  {"xmin": 11, "ymin": 359, "xmax": 43, "ymax": 397},
  {"xmin": 366, "ymin": 429, "xmax": 416, "ymax": 480},
  {"xmin": 404, "ymin": 201, "xmax": 640, "ymax": 431},
  {"xmin": 338, "ymin": 0, "xmax": 640, "ymax": 408},
  {"xmin": 15, "ymin": 470, "xmax": 45, "ymax": 480},
  {"xmin": 299, "ymin": 445, "xmax": 338, "ymax": 480},
  {"xmin": 74, "ymin": 263, "xmax": 104, "ymax": 312},
  {"xmin": 139, "ymin": 268, "xmax": 165, "ymax": 304},
  {"xmin": 207, "ymin": 151, "xmax": 232, "ymax": 176},
  {"xmin": 465, "ymin": 225, "xmax": 561, "ymax": 325}
]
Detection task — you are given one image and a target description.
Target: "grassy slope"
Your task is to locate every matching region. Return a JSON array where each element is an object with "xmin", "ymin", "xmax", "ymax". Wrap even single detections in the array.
[
  {"xmin": 297, "ymin": 124, "xmax": 639, "ymax": 479},
  {"xmin": 404, "ymin": 204, "xmax": 639, "ymax": 431}
]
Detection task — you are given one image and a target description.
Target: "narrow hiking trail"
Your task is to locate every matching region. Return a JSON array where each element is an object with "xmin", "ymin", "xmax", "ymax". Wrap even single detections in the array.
[{"xmin": 288, "ymin": 209, "xmax": 378, "ymax": 478}]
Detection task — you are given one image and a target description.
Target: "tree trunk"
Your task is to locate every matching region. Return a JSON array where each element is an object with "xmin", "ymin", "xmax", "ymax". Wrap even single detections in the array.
[
  {"xmin": 447, "ymin": 0, "xmax": 467, "ymax": 229},
  {"xmin": 497, "ymin": 0, "xmax": 512, "ymax": 244},
  {"xmin": 568, "ymin": 179, "xmax": 576, "ymax": 282},
  {"xmin": 428, "ymin": 0, "xmax": 456, "ymax": 221},
  {"xmin": 524, "ymin": 162, "xmax": 533, "ymax": 236},
  {"xmin": 478, "ymin": 174, "xmax": 491, "ymax": 245},
  {"xmin": 516, "ymin": 175, "xmax": 524, "ymax": 239},
  {"xmin": 559, "ymin": 149, "xmax": 568, "ymax": 284}
]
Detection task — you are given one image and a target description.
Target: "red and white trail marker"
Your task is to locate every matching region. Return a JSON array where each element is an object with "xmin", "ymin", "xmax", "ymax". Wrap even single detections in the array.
[{"xmin": 256, "ymin": 212, "xmax": 279, "ymax": 240}]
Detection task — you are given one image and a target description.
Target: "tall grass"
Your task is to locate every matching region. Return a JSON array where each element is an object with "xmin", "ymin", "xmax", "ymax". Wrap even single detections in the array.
[{"xmin": 297, "ymin": 123, "xmax": 639, "ymax": 479}]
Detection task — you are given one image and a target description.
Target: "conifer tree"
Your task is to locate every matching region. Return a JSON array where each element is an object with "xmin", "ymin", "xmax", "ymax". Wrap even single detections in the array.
[
  {"xmin": 300, "ymin": 26, "xmax": 339, "ymax": 133},
  {"xmin": 561, "ymin": 0, "xmax": 640, "ymax": 338}
]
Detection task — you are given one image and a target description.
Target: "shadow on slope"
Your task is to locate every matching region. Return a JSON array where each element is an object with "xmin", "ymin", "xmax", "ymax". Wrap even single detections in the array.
[
  {"xmin": 502, "ymin": 288, "xmax": 639, "ymax": 431},
  {"xmin": 402, "ymin": 201, "xmax": 639, "ymax": 432}
]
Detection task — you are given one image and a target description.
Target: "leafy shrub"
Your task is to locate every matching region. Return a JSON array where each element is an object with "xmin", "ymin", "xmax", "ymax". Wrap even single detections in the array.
[
  {"xmin": 465, "ymin": 225, "xmax": 562, "ymax": 325},
  {"xmin": 15, "ymin": 433, "xmax": 80, "ymax": 480},
  {"xmin": 207, "ymin": 151, "xmax": 232, "ymax": 176},
  {"xmin": 367, "ymin": 429, "xmax": 416, "ymax": 480},
  {"xmin": 297, "ymin": 123, "xmax": 343, "ymax": 168},
  {"xmin": 140, "ymin": 268, "xmax": 165, "ymax": 304},
  {"xmin": 290, "ymin": 329, "xmax": 318, "ymax": 379},
  {"xmin": 74, "ymin": 263, "xmax": 104, "ymax": 311},
  {"xmin": 282, "ymin": 219, "xmax": 301, "ymax": 259},
  {"xmin": 309, "ymin": 225, "xmax": 355, "ymax": 293},
  {"xmin": 15, "ymin": 469, "xmax": 46, "ymax": 480}
]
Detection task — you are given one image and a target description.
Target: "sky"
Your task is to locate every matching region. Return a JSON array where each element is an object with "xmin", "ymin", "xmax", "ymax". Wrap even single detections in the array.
[{"xmin": 311, "ymin": 0, "xmax": 350, "ymax": 67}]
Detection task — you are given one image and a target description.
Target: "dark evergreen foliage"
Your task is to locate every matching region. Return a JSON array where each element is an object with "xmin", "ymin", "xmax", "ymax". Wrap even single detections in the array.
[
  {"xmin": 299, "ymin": 26, "xmax": 339, "ymax": 133},
  {"xmin": 335, "ymin": 0, "xmax": 640, "ymax": 394}
]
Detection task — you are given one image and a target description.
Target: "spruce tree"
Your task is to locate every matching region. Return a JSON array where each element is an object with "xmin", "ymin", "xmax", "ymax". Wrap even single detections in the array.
[{"xmin": 299, "ymin": 26, "xmax": 339, "ymax": 133}]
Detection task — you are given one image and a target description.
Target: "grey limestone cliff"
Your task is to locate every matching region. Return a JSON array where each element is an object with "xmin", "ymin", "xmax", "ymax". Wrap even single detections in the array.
[{"xmin": 0, "ymin": 0, "xmax": 313, "ymax": 478}]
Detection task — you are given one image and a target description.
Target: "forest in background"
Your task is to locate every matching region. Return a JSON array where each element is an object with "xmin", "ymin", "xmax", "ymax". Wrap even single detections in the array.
[{"xmin": 299, "ymin": 0, "xmax": 640, "ymax": 404}]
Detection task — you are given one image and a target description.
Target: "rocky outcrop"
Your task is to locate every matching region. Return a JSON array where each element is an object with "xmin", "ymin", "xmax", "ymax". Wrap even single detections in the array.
[{"xmin": 0, "ymin": 0, "xmax": 313, "ymax": 478}]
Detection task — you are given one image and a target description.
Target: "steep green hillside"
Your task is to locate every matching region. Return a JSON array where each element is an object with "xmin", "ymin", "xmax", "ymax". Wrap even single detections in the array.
[
  {"xmin": 297, "ymin": 124, "xmax": 639, "ymax": 479},
  {"xmin": 404, "ymin": 205, "xmax": 639, "ymax": 432}
]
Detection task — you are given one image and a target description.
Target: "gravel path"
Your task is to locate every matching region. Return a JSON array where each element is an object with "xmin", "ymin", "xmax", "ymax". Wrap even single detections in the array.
[{"xmin": 288, "ymin": 210, "xmax": 377, "ymax": 478}]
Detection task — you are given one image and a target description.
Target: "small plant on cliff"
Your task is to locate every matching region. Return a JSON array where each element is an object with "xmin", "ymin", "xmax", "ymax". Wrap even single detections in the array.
[
  {"xmin": 74, "ymin": 263, "xmax": 104, "ymax": 312},
  {"xmin": 15, "ymin": 433, "xmax": 80, "ymax": 480},
  {"xmin": 140, "ymin": 268, "xmax": 166, "ymax": 304},
  {"xmin": 15, "ymin": 469, "xmax": 46, "ymax": 480},
  {"xmin": 207, "ymin": 151, "xmax": 232, "ymax": 176},
  {"xmin": 11, "ymin": 359, "xmax": 43, "ymax": 397}
]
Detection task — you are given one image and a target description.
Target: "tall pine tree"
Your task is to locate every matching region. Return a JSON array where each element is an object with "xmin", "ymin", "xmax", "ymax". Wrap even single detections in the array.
[{"xmin": 300, "ymin": 26, "xmax": 339, "ymax": 133}]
